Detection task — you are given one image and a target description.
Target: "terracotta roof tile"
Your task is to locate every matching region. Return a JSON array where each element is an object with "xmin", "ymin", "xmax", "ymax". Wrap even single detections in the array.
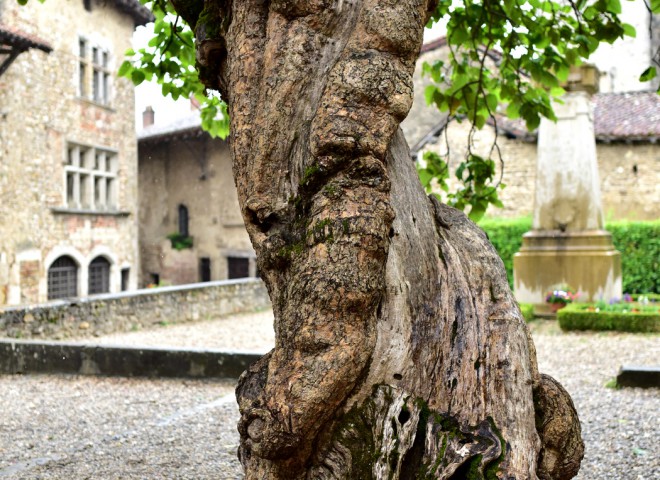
[
  {"xmin": 594, "ymin": 91, "xmax": 660, "ymax": 140},
  {"xmin": 495, "ymin": 91, "xmax": 660, "ymax": 142}
]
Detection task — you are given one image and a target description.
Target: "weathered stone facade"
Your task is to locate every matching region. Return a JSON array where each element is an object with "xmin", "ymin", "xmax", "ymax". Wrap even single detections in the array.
[
  {"xmin": 138, "ymin": 115, "xmax": 256, "ymax": 287},
  {"xmin": 0, "ymin": 0, "xmax": 148, "ymax": 305},
  {"xmin": 0, "ymin": 278, "xmax": 270, "ymax": 340}
]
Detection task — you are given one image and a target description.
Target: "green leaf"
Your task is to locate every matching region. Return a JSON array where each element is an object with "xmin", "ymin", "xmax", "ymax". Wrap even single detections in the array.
[
  {"xmin": 486, "ymin": 94, "xmax": 499, "ymax": 112},
  {"xmin": 622, "ymin": 23, "xmax": 636, "ymax": 38},
  {"xmin": 468, "ymin": 204, "xmax": 487, "ymax": 222},
  {"xmin": 652, "ymin": 0, "xmax": 660, "ymax": 13},
  {"xmin": 418, "ymin": 170, "xmax": 434, "ymax": 189},
  {"xmin": 550, "ymin": 86, "xmax": 566, "ymax": 97},
  {"xmin": 130, "ymin": 70, "xmax": 146, "ymax": 86},
  {"xmin": 506, "ymin": 102, "xmax": 520, "ymax": 119},
  {"xmin": 605, "ymin": 0, "xmax": 621, "ymax": 14},
  {"xmin": 639, "ymin": 67, "xmax": 657, "ymax": 82},
  {"xmin": 117, "ymin": 60, "xmax": 132, "ymax": 77}
]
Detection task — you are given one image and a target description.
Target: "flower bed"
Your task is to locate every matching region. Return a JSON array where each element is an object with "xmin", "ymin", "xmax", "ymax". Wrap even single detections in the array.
[
  {"xmin": 558, "ymin": 301, "xmax": 660, "ymax": 333},
  {"xmin": 545, "ymin": 287, "xmax": 579, "ymax": 313}
]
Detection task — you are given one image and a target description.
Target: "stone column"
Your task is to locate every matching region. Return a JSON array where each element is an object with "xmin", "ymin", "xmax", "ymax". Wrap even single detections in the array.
[{"xmin": 514, "ymin": 66, "xmax": 622, "ymax": 315}]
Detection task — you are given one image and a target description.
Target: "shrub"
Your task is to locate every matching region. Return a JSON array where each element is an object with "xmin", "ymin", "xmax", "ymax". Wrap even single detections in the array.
[
  {"xmin": 167, "ymin": 232, "xmax": 193, "ymax": 250},
  {"xmin": 557, "ymin": 303, "xmax": 660, "ymax": 333},
  {"xmin": 479, "ymin": 218, "xmax": 660, "ymax": 294},
  {"xmin": 518, "ymin": 302, "xmax": 535, "ymax": 322}
]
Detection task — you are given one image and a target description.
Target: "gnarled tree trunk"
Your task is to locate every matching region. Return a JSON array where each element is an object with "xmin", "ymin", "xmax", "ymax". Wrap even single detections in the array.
[{"xmin": 172, "ymin": 0, "xmax": 583, "ymax": 478}]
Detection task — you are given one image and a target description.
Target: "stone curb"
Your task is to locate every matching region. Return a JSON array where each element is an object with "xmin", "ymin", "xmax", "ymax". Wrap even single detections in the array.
[
  {"xmin": 616, "ymin": 365, "xmax": 660, "ymax": 389},
  {"xmin": 0, "ymin": 340, "xmax": 265, "ymax": 379}
]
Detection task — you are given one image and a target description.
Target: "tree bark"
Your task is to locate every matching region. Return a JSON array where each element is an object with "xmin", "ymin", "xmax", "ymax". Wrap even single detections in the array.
[{"xmin": 173, "ymin": 0, "xmax": 584, "ymax": 478}]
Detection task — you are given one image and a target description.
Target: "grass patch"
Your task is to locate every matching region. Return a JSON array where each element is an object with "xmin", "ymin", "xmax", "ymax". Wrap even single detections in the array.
[{"xmin": 604, "ymin": 378, "xmax": 620, "ymax": 389}]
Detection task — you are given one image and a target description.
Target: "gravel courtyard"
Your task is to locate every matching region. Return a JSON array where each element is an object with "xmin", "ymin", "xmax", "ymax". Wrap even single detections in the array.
[{"xmin": 0, "ymin": 311, "xmax": 657, "ymax": 479}]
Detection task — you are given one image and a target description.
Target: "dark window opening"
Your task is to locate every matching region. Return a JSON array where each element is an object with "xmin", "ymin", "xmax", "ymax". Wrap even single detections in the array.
[
  {"xmin": 48, "ymin": 256, "xmax": 78, "ymax": 300},
  {"xmin": 227, "ymin": 257, "xmax": 249, "ymax": 279},
  {"xmin": 178, "ymin": 204, "xmax": 189, "ymax": 237},
  {"xmin": 88, "ymin": 256, "xmax": 110, "ymax": 295},
  {"xmin": 200, "ymin": 257, "xmax": 211, "ymax": 282},
  {"xmin": 150, "ymin": 273, "xmax": 160, "ymax": 286},
  {"xmin": 83, "ymin": 0, "xmax": 92, "ymax": 12},
  {"xmin": 121, "ymin": 268, "xmax": 130, "ymax": 291}
]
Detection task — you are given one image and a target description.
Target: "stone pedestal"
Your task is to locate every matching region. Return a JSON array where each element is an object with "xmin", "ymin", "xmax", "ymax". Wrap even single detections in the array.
[
  {"xmin": 514, "ymin": 230, "xmax": 621, "ymax": 316},
  {"xmin": 513, "ymin": 66, "xmax": 621, "ymax": 314}
]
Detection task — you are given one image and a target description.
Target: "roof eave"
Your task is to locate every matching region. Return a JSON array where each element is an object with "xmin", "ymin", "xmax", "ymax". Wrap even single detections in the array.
[
  {"xmin": 138, "ymin": 126, "xmax": 206, "ymax": 144},
  {"xmin": 0, "ymin": 28, "xmax": 52, "ymax": 53},
  {"xmin": 114, "ymin": 0, "xmax": 155, "ymax": 27}
]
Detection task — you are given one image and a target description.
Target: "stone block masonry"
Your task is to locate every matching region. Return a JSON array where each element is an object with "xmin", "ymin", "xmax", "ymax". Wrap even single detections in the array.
[{"xmin": 0, "ymin": 279, "xmax": 271, "ymax": 340}]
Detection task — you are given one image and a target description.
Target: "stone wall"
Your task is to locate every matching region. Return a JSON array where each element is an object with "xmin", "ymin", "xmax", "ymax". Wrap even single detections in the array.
[
  {"xmin": 0, "ymin": 0, "xmax": 141, "ymax": 305},
  {"xmin": 0, "ymin": 278, "xmax": 271, "ymax": 340},
  {"xmin": 598, "ymin": 143, "xmax": 660, "ymax": 221}
]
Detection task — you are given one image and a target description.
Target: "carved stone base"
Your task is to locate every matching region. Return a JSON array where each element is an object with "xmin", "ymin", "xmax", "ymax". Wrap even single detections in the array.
[{"xmin": 513, "ymin": 230, "xmax": 622, "ymax": 316}]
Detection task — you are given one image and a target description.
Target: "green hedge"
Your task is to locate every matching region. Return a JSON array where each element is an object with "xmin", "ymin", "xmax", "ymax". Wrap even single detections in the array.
[
  {"xmin": 607, "ymin": 221, "xmax": 660, "ymax": 294},
  {"xmin": 557, "ymin": 303, "xmax": 660, "ymax": 333},
  {"xmin": 478, "ymin": 217, "xmax": 531, "ymax": 289},
  {"xmin": 479, "ymin": 218, "xmax": 660, "ymax": 294}
]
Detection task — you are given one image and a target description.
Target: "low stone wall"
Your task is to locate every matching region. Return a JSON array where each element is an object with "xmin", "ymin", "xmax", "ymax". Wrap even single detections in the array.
[{"xmin": 0, "ymin": 279, "xmax": 271, "ymax": 340}]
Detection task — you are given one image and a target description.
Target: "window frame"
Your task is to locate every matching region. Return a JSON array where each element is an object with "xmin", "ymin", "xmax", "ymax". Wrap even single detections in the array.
[
  {"xmin": 88, "ymin": 256, "xmax": 111, "ymax": 295},
  {"xmin": 178, "ymin": 204, "xmax": 190, "ymax": 238},
  {"xmin": 200, "ymin": 257, "xmax": 211, "ymax": 282},
  {"xmin": 77, "ymin": 36, "xmax": 112, "ymax": 106},
  {"xmin": 47, "ymin": 256, "xmax": 79, "ymax": 300},
  {"xmin": 227, "ymin": 256, "xmax": 250, "ymax": 280},
  {"xmin": 65, "ymin": 142, "xmax": 119, "ymax": 212}
]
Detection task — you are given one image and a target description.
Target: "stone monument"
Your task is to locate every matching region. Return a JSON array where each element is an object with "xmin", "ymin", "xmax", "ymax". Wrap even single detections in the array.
[{"xmin": 514, "ymin": 65, "xmax": 622, "ymax": 315}]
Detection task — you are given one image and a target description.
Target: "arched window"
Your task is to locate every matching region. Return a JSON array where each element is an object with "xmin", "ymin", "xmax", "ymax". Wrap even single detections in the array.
[
  {"xmin": 178, "ymin": 204, "xmax": 189, "ymax": 237},
  {"xmin": 88, "ymin": 256, "xmax": 111, "ymax": 294},
  {"xmin": 48, "ymin": 256, "xmax": 78, "ymax": 300}
]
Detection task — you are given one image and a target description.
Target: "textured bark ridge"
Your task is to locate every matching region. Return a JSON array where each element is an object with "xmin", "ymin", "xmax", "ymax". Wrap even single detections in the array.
[{"xmin": 173, "ymin": 0, "xmax": 584, "ymax": 478}]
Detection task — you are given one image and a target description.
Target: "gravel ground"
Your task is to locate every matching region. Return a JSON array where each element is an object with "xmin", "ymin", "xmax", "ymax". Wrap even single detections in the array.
[
  {"xmin": 1, "ymin": 312, "xmax": 657, "ymax": 479},
  {"xmin": 0, "ymin": 376, "xmax": 243, "ymax": 479}
]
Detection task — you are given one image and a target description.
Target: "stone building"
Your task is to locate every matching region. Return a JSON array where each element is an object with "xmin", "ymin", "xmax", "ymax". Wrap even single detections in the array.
[
  {"xmin": 138, "ymin": 109, "xmax": 256, "ymax": 287},
  {"xmin": 0, "ymin": 0, "xmax": 151, "ymax": 306},
  {"xmin": 403, "ymin": 12, "xmax": 660, "ymax": 222}
]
